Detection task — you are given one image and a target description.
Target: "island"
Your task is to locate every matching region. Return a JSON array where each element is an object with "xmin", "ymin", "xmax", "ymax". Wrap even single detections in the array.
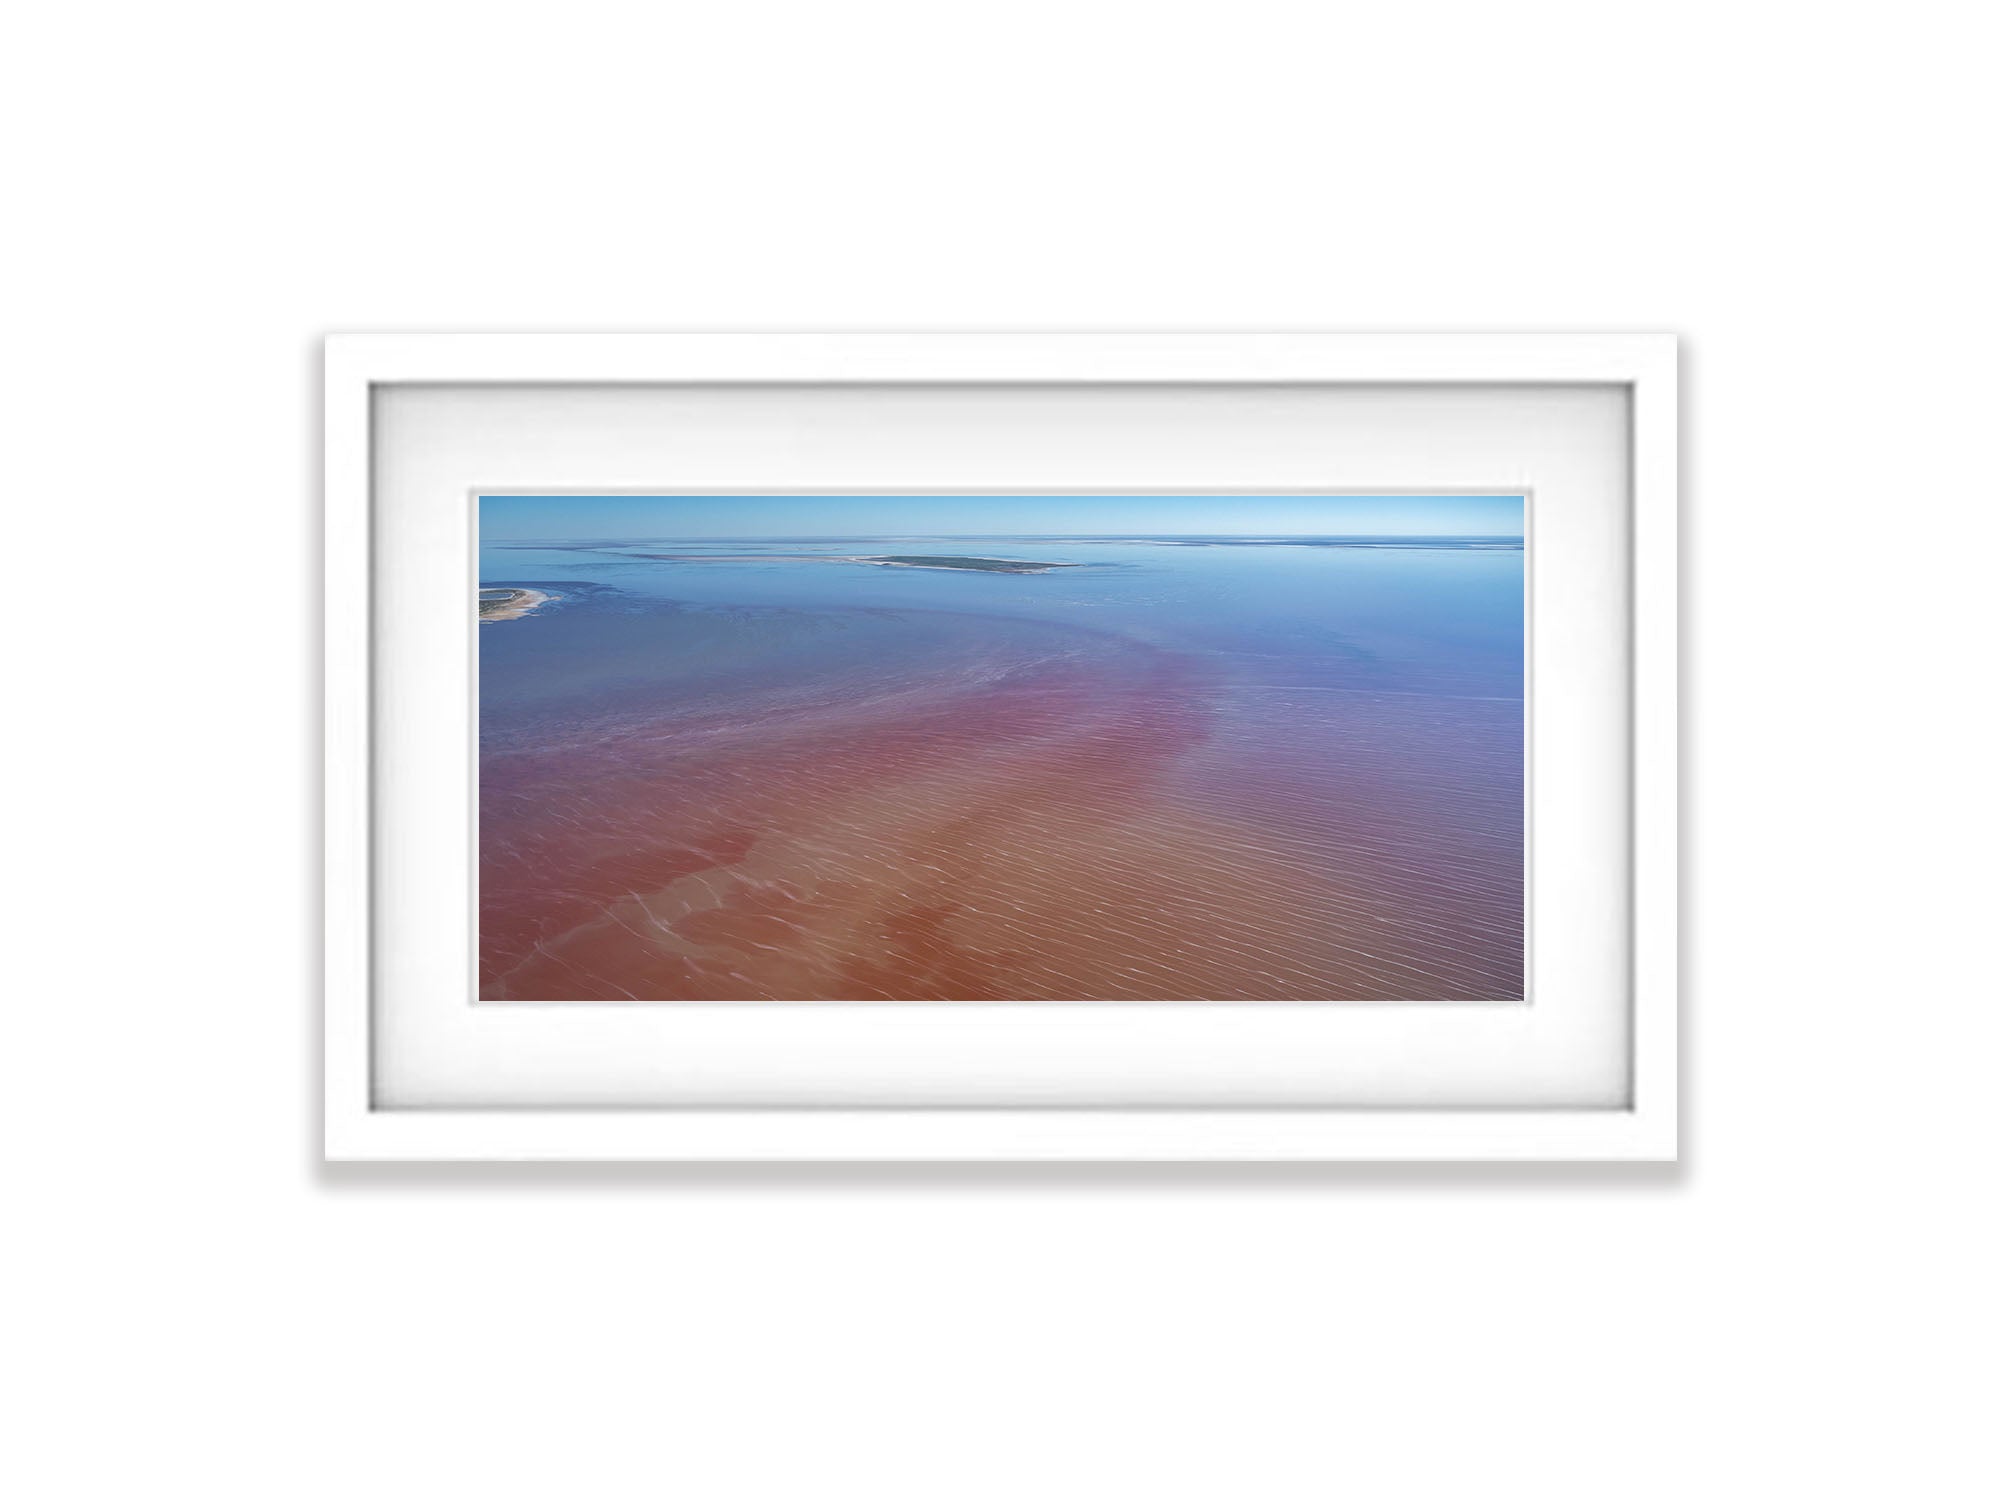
[
  {"xmin": 479, "ymin": 587, "xmax": 554, "ymax": 621},
  {"xmin": 861, "ymin": 556, "xmax": 1078, "ymax": 574}
]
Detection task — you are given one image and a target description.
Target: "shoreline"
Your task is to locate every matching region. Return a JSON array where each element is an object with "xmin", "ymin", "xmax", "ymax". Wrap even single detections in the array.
[{"xmin": 479, "ymin": 587, "xmax": 554, "ymax": 622}]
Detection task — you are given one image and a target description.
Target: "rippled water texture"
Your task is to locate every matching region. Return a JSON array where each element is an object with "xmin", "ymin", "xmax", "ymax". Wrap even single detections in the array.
[{"xmin": 479, "ymin": 534, "xmax": 1523, "ymax": 1001}]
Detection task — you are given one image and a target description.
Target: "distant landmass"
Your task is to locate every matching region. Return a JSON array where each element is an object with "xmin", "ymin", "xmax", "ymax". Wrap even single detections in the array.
[{"xmin": 864, "ymin": 555, "xmax": 1080, "ymax": 574}]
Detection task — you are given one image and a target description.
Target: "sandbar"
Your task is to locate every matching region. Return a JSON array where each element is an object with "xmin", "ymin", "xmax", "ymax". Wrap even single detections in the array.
[{"xmin": 479, "ymin": 587, "xmax": 555, "ymax": 621}]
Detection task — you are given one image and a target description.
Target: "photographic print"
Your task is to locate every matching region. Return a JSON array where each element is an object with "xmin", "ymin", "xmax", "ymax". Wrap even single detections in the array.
[{"xmin": 477, "ymin": 494, "xmax": 1524, "ymax": 1002}]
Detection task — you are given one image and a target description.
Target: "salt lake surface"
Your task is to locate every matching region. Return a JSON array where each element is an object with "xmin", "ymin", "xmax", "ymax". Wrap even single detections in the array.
[{"xmin": 478, "ymin": 534, "xmax": 1523, "ymax": 1001}]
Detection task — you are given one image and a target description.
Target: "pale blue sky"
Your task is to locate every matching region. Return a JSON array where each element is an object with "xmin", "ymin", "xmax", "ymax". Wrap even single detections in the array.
[{"xmin": 480, "ymin": 493, "xmax": 1524, "ymax": 540}]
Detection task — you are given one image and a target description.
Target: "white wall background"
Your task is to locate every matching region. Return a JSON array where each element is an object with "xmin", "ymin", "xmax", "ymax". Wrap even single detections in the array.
[{"xmin": 6, "ymin": 3, "xmax": 1992, "ymax": 1497}]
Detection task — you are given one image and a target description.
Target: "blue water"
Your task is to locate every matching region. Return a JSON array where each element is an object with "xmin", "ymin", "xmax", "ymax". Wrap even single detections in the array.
[{"xmin": 478, "ymin": 535, "xmax": 1524, "ymax": 704}]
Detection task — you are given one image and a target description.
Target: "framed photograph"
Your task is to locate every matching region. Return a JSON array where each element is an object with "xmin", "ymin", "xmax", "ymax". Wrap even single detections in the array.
[{"xmin": 326, "ymin": 333, "xmax": 1676, "ymax": 1161}]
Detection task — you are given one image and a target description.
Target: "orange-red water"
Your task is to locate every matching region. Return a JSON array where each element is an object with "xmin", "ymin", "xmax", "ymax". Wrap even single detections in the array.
[{"xmin": 479, "ymin": 597, "xmax": 1521, "ymax": 1001}]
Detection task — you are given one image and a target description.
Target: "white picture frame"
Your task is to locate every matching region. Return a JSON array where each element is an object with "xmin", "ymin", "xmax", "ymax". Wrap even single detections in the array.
[{"xmin": 326, "ymin": 332, "xmax": 1677, "ymax": 1161}]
